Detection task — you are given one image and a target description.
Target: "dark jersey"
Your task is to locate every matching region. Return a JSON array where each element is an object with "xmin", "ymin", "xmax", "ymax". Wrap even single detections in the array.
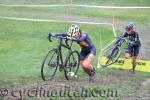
[
  {"xmin": 54, "ymin": 32, "xmax": 95, "ymax": 50},
  {"xmin": 123, "ymin": 31, "xmax": 141, "ymax": 47},
  {"xmin": 72, "ymin": 32, "xmax": 94, "ymax": 50}
]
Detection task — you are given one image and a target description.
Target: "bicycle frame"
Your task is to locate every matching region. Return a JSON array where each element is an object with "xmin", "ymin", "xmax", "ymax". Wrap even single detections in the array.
[
  {"xmin": 114, "ymin": 37, "xmax": 126, "ymax": 47},
  {"xmin": 99, "ymin": 36, "xmax": 127, "ymax": 67},
  {"xmin": 109, "ymin": 37, "xmax": 126, "ymax": 56},
  {"xmin": 57, "ymin": 38, "xmax": 73, "ymax": 67},
  {"xmin": 48, "ymin": 34, "xmax": 74, "ymax": 67},
  {"xmin": 41, "ymin": 33, "xmax": 80, "ymax": 81}
]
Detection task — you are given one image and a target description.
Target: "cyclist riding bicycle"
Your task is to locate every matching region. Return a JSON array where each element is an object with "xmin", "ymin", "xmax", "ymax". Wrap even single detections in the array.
[
  {"xmin": 53, "ymin": 24, "xmax": 96, "ymax": 82},
  {"xmin": 122, "ymin": 22, "xmax": 141, "ymax": 74}
]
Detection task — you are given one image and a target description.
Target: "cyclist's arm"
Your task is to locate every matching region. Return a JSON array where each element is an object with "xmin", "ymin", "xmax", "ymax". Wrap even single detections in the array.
[
  {"xmin": 122, "ymin": 32, "xmax": 127, "ymax": 38},
  {"xmin": 134, "ymin": 33, "xmax": 140, "ymax": 45},
  {"xmin": 71, "ymin": 33, "xmax": 86, "ymax": 42}
]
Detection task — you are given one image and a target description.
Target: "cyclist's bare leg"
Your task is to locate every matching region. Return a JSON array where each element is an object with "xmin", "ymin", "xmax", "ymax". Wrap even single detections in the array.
[
  {"xmin": 125, "ymin": 53, "xmax": 137, "ymax": 74},
  {"xmin": 125, "ymin": 53, "xmax": 131, "ymax": 59},
  {"xmin": 131, "ymin": 55, "xmax": 137, "ymax": 74},
  {"xmin": 80, "ymin": 54, "xmax": 95, "ymax": 76},
  {"xmin": 80, "ymin": 61, "xmax": 91, "ymax": 76}
]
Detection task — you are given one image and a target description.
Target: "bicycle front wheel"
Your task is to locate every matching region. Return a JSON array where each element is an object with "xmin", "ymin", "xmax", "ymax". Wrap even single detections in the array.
[
  {"xmin": 64, "ymin": 50, "xmax": 80, "ymax": 80},
  {"xmin": 41, "ymin": 48, "xmax": 59, "ymax": 81},
  {"xmin": 100, "ymin": 46, "xmax": 121, "ymax": 67}
]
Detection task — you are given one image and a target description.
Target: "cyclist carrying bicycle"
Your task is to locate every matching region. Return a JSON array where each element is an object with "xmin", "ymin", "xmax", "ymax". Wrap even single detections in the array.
[
  {"xmin": 53, "ymin": 24, "xmax": 96, "ymax": 82},
  {"xmin": 122, "ymin": 22, "xmax": 141, "ymax": 74}
]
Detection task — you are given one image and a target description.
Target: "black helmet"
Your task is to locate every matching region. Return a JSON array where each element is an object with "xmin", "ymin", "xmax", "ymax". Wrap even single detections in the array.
[{"xmin": 125, "ymin": 22, "xmax": 134, "ymax": 31}]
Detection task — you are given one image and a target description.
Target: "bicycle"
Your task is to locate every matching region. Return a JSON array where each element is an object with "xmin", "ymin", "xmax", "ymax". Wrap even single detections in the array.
[
  {"xmin": 99, "ymin": 36, "xmax": 126, "ymax": 67},
  {"xmin": 41, "ymin": 33, "xmax": 80, "ymax": 81}
]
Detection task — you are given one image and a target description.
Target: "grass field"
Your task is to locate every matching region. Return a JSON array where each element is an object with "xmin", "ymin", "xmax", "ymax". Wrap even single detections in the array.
[
  {"xmin": 0, "ymin": 18, "xmax": 114, "ymax": 81},
  {"xmin": 0, "ymin": 0, "xmax": 150, "ymax": 100},
  {"xmin": 0, "ymin": 5, "xmax": 150, "ymax": 23},
  {"xmin": 0, "ymin": 0, "xmax": 150, "ymax": 6}
]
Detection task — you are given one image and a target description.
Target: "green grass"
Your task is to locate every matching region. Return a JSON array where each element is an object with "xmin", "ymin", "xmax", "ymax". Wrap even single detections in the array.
[
  {"xmin": 0, "ymin": 6, "xmax": 150, "ymax": 23},
  {"xmin": 0, "ymin": 0, "xmax": 150, "ymax": 6},
  {"xmin": 0, "ymin": 18, "xmax": 114, "ymax": 84}
]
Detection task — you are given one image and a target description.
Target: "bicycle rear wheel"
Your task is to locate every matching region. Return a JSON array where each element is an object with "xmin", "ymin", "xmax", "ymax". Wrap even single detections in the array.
[
  {"xmin": 41, "ymin": 48, "xmax": 59, "ymax": 81},
  {"xmin": 100, "ymin": 46, "xmax": 121, "ymax": 67},
  {"xmin": 64, "ymin": 50, "xmax": 80, "ymax": 80}
]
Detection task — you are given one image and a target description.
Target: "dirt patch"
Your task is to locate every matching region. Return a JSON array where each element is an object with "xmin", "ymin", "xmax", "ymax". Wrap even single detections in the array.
[
  {"xmin": 142, "ymin": 78, "xmax": 150, "ymax": 86},
  {"xmin": 2, "ymin": 69, "xmax": 132, "ymax": 99},
  {"xmin": 123, "ymin": 78, "xmax": 150, "ymax": 100}
]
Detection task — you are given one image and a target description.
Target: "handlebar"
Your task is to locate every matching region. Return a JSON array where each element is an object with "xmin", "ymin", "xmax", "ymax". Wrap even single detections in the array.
[
  {"xmin": 48, "ymin": 33, "xmax": 73, "ymax": 47},
  {"xmin": 48, "ymin": 33, "xmax": 70, "ymax": 40},
  {"xmin": 114, "ymin": 36, "xmax": 126, "ymax": 45},
  {"xmin": 115, "ymin": 36, "xmax": 125, "ymax": 40}
]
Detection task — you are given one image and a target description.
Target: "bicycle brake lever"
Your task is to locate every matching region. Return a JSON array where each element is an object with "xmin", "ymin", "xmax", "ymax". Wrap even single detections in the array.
[{"xmin": 65, "ymin": 38, "xmax": 69, "ymax": 46}]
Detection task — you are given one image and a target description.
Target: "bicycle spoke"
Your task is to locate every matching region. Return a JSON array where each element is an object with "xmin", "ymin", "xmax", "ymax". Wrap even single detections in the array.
[
  {"xmin": 64, "ymin": 51, "xmax": 79, "ymax": 80},
  {"xmin": 41, "ymin": 49, "xmax": 58, "ymax": 81},
  {"xmin": 99, "ymin": 46, "xmax": 121, "ymax": 67}
]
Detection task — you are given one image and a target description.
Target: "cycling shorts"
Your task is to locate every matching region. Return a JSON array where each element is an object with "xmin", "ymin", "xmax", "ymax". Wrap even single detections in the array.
[{"xmin": 80, "ymin": 46, "xmax": 96, "ymax": 60}]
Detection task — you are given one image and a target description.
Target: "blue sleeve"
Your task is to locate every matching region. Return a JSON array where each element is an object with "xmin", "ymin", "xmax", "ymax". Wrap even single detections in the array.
[{"xmin": 72, "ymin": 33, "xmax": 87, "ymax": 42}]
